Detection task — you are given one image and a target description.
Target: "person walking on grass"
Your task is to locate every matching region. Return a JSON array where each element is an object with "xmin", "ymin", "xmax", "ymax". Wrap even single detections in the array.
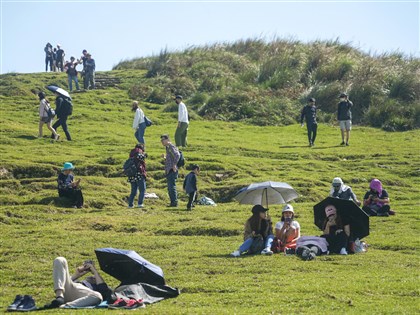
[
  {"xmin": 57, "ymin": 162, "xmax": 84, "ymax": 208},
  {"xmin": 183, "ymin": 164, "xmax": 200, "ymax": 211},
  {"xmin": 161, "ymin": 134, "xmax": 180, "ymax": 207},
  {"xmin": 337, "ymin": 93, "xmax": 353, "ymax": 146},
  {"xmin": 44, "ymin": 257, "xmax": 113, "ymax": 309},
  {"xmin": 231, "ymin": 205, "xmax": 274, "ymax": 257},
  {"xmin": 127, "ymin": 144, "xmax": 147, "ymax": 209},
  {"xmin": 174, "ymin": 95, "xmax": 189, "ymax": 148},
  {"xmin": 38, "ymin": 92, "xmax": 59, "ymax": 140},
  {"xmin": 300, "ymin": 97, "xmax": 318, "ymax": 146},
  {"xmin": 132, "ymin": 101, "xmax": 146, "ymax": 145},
  {"xmin": 51, "ymin": 93, "xmax": 72, "ymax": 141}
]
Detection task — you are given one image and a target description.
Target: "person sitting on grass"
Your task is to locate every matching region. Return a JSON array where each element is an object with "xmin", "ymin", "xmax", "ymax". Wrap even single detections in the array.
[
  {"xmin": 329, "ymin": 177, "xmax": 361, "ymax": 206},
  {"xmin": 231, "ymin": 205, "xmax": 274, "ymax": 257},
  {"xmin": 45, "ymin": 257, "xmax": 113, "ymax": 309},
  {"xmin": 57, "ymin": 162, "xmax": 84, "ymax": 208},
  {"xmin": 271, "ymin": 204, "xmax": 300, "ymax": 254},
  {"xmin": 362, "ymin": 178, "xmax": 394, "ymax": 216},
  {"xmin": 321, "ymin": 205, "xmax": 350, "ymax": 255}
]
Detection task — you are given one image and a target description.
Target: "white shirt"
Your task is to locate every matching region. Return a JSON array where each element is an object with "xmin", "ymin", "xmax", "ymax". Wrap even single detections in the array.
[
  {"xmin": 39, "ymin": 99, "xmax": 49, "ymax": 118},
  {"xmin": 132, "ymin": 107, "xmax": 145, "ymax": 129},
  {"xmin": 275, "ymin": 220, "xmax": 300, "ymax": 230},
  {"xmin": 178, "ymin": 102, "xmax": 189, "ymax": 123}
]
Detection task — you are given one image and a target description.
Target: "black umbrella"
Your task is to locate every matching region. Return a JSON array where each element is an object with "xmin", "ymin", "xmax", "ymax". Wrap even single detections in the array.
[
  {"xmin": 313, "ymin": 197, "xmax": 369, "ymax": 240},
  {"xmin": 95, "ymin": 248, "xmax": 165, "ymax": 285}
]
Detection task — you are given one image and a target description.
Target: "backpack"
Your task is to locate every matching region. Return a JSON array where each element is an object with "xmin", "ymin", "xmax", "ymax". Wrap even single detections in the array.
[
  {"xmin": 62, "ymin": 98, "xmax": 73, "ymax": 116},
  {"xmin": 177, "ymin": 151, "xmax": 185, "ymax": 168},
  {"xmin": 248, "ymin": 235, "xmax": 265, "ymax": 254},
  {"xmin": 123, "ymin": 158, "xmax": 138, "ymax": 177}
]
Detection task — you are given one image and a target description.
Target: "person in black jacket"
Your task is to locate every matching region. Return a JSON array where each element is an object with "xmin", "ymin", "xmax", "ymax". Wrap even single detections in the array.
[
  {"xmin": 300, "ymin": 98, "xmax": 318, "ymax": 146},
  {"xmin": 51, "ymin": 93, "xmax": 72, "ymax": 141},
  {"xmin": 127, "ymin": 144, "xmax": 147, "ymax": 208},
  {"xmin": 337, "ymin": 93, "xmax": 353, "ymax": 146},
  {"xmin": 183, "ymin": 164, "xmax": 200, "ymax": 211}
]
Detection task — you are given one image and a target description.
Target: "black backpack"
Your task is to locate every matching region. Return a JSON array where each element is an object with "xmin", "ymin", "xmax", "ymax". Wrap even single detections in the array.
[
  {"xmin": 177, "ymin": 151, "xmax": 185, "ymax": 168},
  {"xmin": 123, "ymin": 158, "xmax": 137, "ymax": 177},
  {"xmin": 62, "ymin": 98, "xmax": 73, "ymax": 116}
]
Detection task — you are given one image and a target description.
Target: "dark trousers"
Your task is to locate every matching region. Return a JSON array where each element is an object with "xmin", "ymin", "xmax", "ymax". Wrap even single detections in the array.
[
  {"xmin": 325, "ymin": 231, "xmax": 348, "ymax": 254},
  {"xmin": 187, "ymin": 191, "xmax": 197, "ymax": 209},
  {"xmin": 52, "ymin": 116, "xmax": 71, "ymax": 140},
  {"xmin": 59, "ymin": 189, "xmax": 84, "ymax": 208},
  {"xmin": 307, "ymin": 123, "xmax": 317, "ymax": 144},
  {"xmin": 45, "ymin": 57, "xmax": 53, "ymax": 72},
  {"xmin": 166, "ymin": 170, "xmax": 178, "ymax": 206}
]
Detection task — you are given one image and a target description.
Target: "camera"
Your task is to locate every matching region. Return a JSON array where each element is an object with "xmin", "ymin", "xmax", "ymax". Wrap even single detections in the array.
[{"xmin": 285, "ymin": 217, "xmax": 292, "ymax": 224}]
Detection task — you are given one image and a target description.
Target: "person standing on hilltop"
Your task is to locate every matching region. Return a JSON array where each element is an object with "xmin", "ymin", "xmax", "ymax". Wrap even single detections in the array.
[
  {"xmin": 65, "ymin": 57, "xmax": 80, "ymax": 92},
  {"xmin": 84, "ymin": 53, "xmax": 96, "ymax": 90},
  {"xmin": 337, "ymin": 93, "xmax": 353, "ymax": 146},
  {"xmin": 174, "ymin": 95, "xmax": 189, "ymax": 148},
  {"xmin": 44, "ymin": 43, "xmax": 53, "ymax": 72},
  {"xmin": 300, "ymin": 97, "xmax": 318, "ymax": 147},
  {"xmin": 56, "ymin": 44, "xmax": 65, "ymax": 72},
  {"xmin": 79, "ymin": 49, "xmax": 88, "ymax": 87}
]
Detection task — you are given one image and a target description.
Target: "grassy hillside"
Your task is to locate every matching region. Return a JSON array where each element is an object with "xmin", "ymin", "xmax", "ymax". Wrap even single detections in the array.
[
  {"xmin": 114, "ymin": 38, "xmax": 420, "ymax": 131},
  {"xmin": 0, "ymin": 70, "xmax": 419, "ymax": 314}
]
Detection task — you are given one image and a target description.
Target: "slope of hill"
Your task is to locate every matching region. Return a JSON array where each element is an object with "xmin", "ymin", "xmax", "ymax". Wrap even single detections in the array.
[
  {"xmin": 0, "ymin": 70, "xmax": 419, "ymax": 314},
  {"xmin": 114, "ymin": 38, "xmax": 420, "ymax": 131}
]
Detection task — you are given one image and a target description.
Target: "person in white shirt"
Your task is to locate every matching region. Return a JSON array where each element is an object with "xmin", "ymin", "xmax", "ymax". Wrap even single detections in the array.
[
  {"xmin": 271, "ymin": 204, "xmax": 300, "ymax": 254},
  {"xmin": 174, "ymin": 95, "xmax": 189, "ymax": 147},
  {"xmin": 38, "ymin": 92, "xmax": 59, "ymax": 140},
  {"xmin": 132, "ymin": 101, "xmax": 146, "ymax": 145}
]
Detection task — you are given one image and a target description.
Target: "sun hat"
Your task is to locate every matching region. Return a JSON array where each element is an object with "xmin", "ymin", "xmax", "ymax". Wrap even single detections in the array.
[
  {"xmin": 160, "ymin": 134, "xmax": 169, "ymax": 140},
  {"xmin": 332, "ymin": 177, "xmax": 343, "ymax": 187},
  {"xmin": 282, "ymin": 204, "xmax": 294, "ymax": 213},
  {"xmin": 62, "ymin": 162, "xmax": 74, "ymax": 171},
  {"xmin": 251, "ymin": 204, "xmax": 268, "ymax": 214},
  {"xmin": 325, "ymin": 205, "xmax": 337, "ymax": 217},
  {"xmin": 175, "ymin": 95, "xmax": 183, "ymax": 100}
]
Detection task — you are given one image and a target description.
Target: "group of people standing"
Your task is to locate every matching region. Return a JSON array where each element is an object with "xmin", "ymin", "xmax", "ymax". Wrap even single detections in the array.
[
  {"xmin": 231, "ymin": 177, "xmax": 393, "ymax": 258},
  {"xmin": 300, "ymin": 93, "xmax": 353, "ymax": 146},
  {"xmin": 44, "ymin": 43, "xmax": 96, "ymax": 91}
]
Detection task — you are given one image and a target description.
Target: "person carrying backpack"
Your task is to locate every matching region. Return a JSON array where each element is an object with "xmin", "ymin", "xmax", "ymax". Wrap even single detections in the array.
[
  {"xmin": 127, "ymin": 144, "xmax": 147, "ymax": 208},
  {"xmin": 183, "ymin": 164, "xmax": 200, "ymax": 211},
  {"xmin": 51, "ymin": 93, "xmax": 72, "ymax": 141},
  {"xmin": 161, "ymin": 134, "xmax": 180, "ymax": 207}
]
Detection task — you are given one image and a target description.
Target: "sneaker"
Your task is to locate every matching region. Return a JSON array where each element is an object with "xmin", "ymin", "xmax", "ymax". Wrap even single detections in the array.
[
  {"xmin": 108, "ymin": 298, "xmax": 128, "ymax": 309},
  {"xmin": 128, "ymin": 205, "xmax": 134, "ymax": 208},
  {"xmin": 124, "ymin": 299, "xmax": 145, "ymax": 309},
  {"xmin": 44, "ymin": 296, "xmax": 65, "ymax": 309},
  {"xmin": 340, "ymin": 247, "xmax": 348, "ymax": 255},
  {"xmin": 346, "ymin": 142, "xmax": 349, "ymax": 146},
  {"xmin": 377, "ymin": 212, "xmax": 389, "ymax": 217},
  {"xmin": 388, "ymin": 210, "xmax": 396, "ymax": 215},
  {"xmin": 137, "ymin": 204, "xmax": 144, "ymax": 208},
  {"xmin": 54, "ymin": 134, "xmax": 60, "ymax": 141},
  {"xmin": 187, "ymin": 207, "xmax": 192, "ymax": 211},
  {"xmin": 261, "ymin": 248, "xmax": 273, "ymax": 255},
  {"xmin": 16, "ymin": 295, "xmax": 36, "ymax": 312},
  {"xmin": 340, "ymin": 141, "xmax": 345, "ymax": 145},
  {"xmin": 231, "ymin": 250, "xmax": 241, "ymax": 257},
  {"xmin": 168, "ymin": 203, "xmax": 178, "ymax": 207},
  {"xmin": 284, "ymin": 248, "xmax": 296, "ymax": 255},
  {"xmin": 7, "ymin": 294, "xmax": 24, "ymax": 311}
]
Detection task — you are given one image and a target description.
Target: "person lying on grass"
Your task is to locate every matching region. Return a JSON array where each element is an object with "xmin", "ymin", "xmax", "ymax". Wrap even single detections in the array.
[
  {"xmin": 321, "ymin": 205, "xmax": 350, "ymax": 255},
  {"xmin": 231, "ymin": 205, "xmax": 274, "ymax": 257},
  {"xmin": 362, "ymin": 178, "xmax": 394, "ymax": 216},
  {"xmin": 45, "ymin": 257, "xmax": 114, "ymax": 309},
  {"xmin": 271, "ymin": 204, "xmax": 300, "ymax": 254}
]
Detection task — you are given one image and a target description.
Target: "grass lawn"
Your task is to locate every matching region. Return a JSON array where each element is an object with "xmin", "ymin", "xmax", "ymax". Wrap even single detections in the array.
[{"xmin": 0, "ymin": 71, "xmax": 419, "ymax": 314}]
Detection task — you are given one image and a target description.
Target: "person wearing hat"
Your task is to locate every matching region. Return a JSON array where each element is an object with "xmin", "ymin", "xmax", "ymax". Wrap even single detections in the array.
[
  {"xmin": 322, "ymin": 205, "xmax": 350, "ymax": 255},
  {"xmin": 57, "ymin": 162, "xmax": 84, "ymax": 208},
  {"xmin": 329, "ymin": 177, "xmax": 361, "ymax": 206},
  {"xmin": 231, "ymin": 205, "xmax": 274, "ymax": 257},
  {"xmin": 337, "ymin": 93, "xmax": 353, "ymax": 146},
  {"xmin": 300, "ymin": 98, "xmax": 318, "ymax": 146},
  {"xmin": 362, "ymin": 178, "xmax": 393, "ymax": 216},
  {"xmin": 271, "ymin": 204, "xmax": 301, "ymax": 254},
  {"xmin": 174, "ymin": 95, "xmax": 189, "ymax": 148},
  {"xmin": 161, "ymin": 134, "xmax": 180, "ymax": 207},
  {"xmin": 84, "ymin": 53, "xmax": 96, "ymax": 90}
]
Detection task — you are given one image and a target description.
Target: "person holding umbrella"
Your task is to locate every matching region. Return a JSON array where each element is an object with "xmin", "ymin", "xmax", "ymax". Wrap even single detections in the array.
[
  {"xmin": 322, "ymin": 205, "xmax": 350, "ymax": 255},
  {"xmin": 51, "ymin": 91, "xmax": 72, "ymax": 141},
  {"xmin": 231, "ymin": 205, "xmax": 274, "ymax": 257}
]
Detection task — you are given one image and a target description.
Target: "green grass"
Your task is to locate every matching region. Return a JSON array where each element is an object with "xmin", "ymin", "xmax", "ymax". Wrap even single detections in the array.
[{"xmin": 0, "ymin": 71, "xmax": 419, "ymax": 314}]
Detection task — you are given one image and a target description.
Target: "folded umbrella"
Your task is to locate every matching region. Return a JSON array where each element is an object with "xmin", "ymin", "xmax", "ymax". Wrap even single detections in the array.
[
  {"xmin": 313, "ymin": 197, "xmax": 369, "ymax": 240},
  {"xmin": 46, "ymin": 85, "xmax": 71, "ymax": 99},
  {"xmin": 95, "ymin": 248, "xmax": 165, "ymax": 285},
  {"xmin": 234, "ymin": 181, "xmax": 298, "ymax": 209}
]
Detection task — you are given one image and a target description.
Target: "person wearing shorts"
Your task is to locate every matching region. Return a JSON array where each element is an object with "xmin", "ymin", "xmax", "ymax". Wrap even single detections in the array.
[{"xmin": 337, "ymin": 93, "xmax": 353, "ymax": 146}]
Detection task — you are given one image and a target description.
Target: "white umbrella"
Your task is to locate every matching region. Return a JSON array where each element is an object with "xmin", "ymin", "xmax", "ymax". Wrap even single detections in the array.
[
  {"xmin": 234, "ymin": 181, "xmax": 298, "ymax": 209},
  {"xmin": 46, "ymin": 85, "xmax": 71, "ymax": 99}
]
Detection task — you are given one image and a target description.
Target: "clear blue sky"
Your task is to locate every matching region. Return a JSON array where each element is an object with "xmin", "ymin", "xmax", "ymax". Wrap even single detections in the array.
[{"xmin": 1, "ymin": 0, "xmax": 419, "ymax": 74}]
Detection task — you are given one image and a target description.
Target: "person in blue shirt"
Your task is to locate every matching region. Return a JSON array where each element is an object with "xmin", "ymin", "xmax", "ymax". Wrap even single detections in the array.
[
  {"xmin": 57, "ymin": 162, "xmax": 83, "ymax": 208},
  {"xmin": 300, "ymin": 98, "xmax": 318, "ymax": 146},
  {"xmin": 183, "ymin": 164, "xmax": 200, "ymax": 211}
]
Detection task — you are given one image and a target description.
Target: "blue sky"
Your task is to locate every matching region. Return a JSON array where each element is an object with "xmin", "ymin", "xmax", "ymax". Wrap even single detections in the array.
[{"xmin": 1, "ymin": 0, "xmax": 419, "ymax": 74}]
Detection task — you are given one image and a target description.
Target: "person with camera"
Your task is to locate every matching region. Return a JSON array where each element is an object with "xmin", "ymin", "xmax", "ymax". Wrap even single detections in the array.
[
  {"xmin": 57, "ymin": 162, "xmax": 84, "ymax": 208},
  {"xmin": 45, "ymin": 257, "xmax": 113, "ymax": 308},
  {"xmin": 127, "ymin": 144, "xmax": 147, "ymax": 208},
  {"xmin": 329, "ymin": 177, "xmax": 361, "ymax": 206},
  {"xmin": 231, "ymin": 205, "xmax": 274, "ymax": 257},
  {"xmin": 271, "ymin": 204, "xmax": 300, "ymax": 254},
  {"xmin": 362, "ymin": 178, "xmax": 393, "ymax": 216},
  {"xmin": 322, "ymin": 205, "xmax": 350, "ymax": 255}
]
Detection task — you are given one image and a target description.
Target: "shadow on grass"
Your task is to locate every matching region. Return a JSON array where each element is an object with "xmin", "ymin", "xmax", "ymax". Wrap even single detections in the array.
[
  {"xmin": 38, "ymin": 196, "xmax": 74, "ymax": 208},
  {"xmin": 204, "ymin": 253, "xmax": 262, "ymax": 259},
  {"xmin": 16, "ymin": 135, "xmax": 38, "ymax": 140}
]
